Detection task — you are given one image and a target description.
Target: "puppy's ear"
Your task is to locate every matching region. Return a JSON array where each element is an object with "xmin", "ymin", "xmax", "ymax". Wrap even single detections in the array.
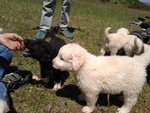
[
  {"xmin": 104, "ymin": 27, "xmax": 111, "ymax": 38},
  {"xmin": 72, "ymin": 53, "xmax": 84, "ymax": 71}
]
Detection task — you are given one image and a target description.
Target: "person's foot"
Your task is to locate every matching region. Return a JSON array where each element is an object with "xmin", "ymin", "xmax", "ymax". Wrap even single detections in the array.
[
  {"xmin": 59, "ymin": 27, "xmax": 74, "ymax": 39},
  {"xmin": 2, "ymin": 70, "xmax": 32, "ymax": 92},
  {"xmin": 35, "ymin": 29, "xmax": 47, "ymax": 40}
]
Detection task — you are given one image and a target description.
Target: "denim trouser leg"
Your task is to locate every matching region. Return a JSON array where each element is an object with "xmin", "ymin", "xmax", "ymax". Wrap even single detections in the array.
[
  {"xmin": 40, "ymin": 0, "xmax": 57, "ymax": 30},
  {"xmin": 39, "ymin": 0, "xmax": 71, "ymax": 30},
  {"xmin": 60, "ymin": 0, "xmax": 71, "ymax": 28},
  {"xmin": 0, "ymin": 45, "xmax": 13, "ymax": 105}
]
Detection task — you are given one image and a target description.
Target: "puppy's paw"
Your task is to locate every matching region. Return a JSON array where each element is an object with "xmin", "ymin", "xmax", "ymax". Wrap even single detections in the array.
[
  {"xmin": 32, "ymin": 75, "xmax": 41, "ymax": 81},
  {"xmin": 53, "ymin": 83, "xmax": 61, "ymax": 91},
  {"xmin": 82, "ymin": 106, "xmax": 93, "ymax": 113},
  {"xmin": 78, "ymin": 94, "xmax": 85, "ymax": 101},
  {"xmin": 116, "ymin": 108, "xmax": 129, "ymax": 113}
]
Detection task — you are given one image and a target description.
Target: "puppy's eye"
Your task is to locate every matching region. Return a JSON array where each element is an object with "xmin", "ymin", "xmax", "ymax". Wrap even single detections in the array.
[{"xmin": 60, "ymin": 56, "xmax": 64, "ymax": 61}]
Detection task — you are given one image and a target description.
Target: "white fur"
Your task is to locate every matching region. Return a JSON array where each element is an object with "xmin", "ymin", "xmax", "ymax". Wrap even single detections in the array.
[
  {"xmin": 123, "ymin": 38, "xmax": 150, "ymax": 57},
  {"xmin": 100, "ymin": 27, "xmax": 141, "ymax": 56},
  {"xmin": 116, "ymin": 28, "xmax": 130, "ymax": 35},
  {"xmin": 0, "ymin": 99, "xmax": 9, "ymax": 113},
  {"xmin": 32, "ymin": 75, "xmax": 41, "ymax": 81},
  {"xmin": 53, "ymin": 43, "xmax": 150, "ymax": 113},
  {"xmin": 0, "ymin": 28, "xmax": 3, "ymax": 34},
  {"xmin": 53, "ymin": 83, "xmax": 62, "ymax": 91}
]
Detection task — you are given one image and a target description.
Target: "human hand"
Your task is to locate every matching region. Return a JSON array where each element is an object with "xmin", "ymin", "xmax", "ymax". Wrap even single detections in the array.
[{"xmin": 0, "ymin": 33, "xmax": 25, "ymax": 51}]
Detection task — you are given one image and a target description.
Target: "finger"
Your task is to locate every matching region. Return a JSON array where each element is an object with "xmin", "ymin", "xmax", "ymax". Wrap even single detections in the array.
[
  {"xmin": 17, "ymin": 42, "xmax": 24, "ymax": 51},
  {"xmin": 21, "ymin": 40, "xmax": 25, "ymax": 47},
  {"xmin": 12, "ymin": 42, "xmax": 21, "ymax": 50},
  {"xmin": 11, "ymin": 33, "xmax": 24, "ymax": 41},
  {"xmin": 18, "ymin": 41, "xmax": 25, "ymax": 50},
  {"xmin": 20, "ymin": 45, "xmax": 25, "ymax": 51},
  {"xmin": 10, "ymin": 44, "xmax": 17, "ymax": 50},
  {"xmin": 12, "ymin": 38, "xmax": 25, "ymax": 50}
]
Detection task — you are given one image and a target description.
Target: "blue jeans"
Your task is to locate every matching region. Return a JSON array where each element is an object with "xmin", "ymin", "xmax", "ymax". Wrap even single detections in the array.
[
  {"xmin": 40, "ymin": 0, "xmax": 71, "ymax": 30},
  {"xmin": 0, "ymin": 45, "xmax": 12, "ymax": 104}
]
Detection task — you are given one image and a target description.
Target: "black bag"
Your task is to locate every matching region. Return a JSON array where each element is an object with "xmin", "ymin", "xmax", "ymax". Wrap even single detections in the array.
[
  {"xmin": 130, "ymin": 28, "xmax": 150, "ymax": 44},
  {"xmin": 130, "ymin": 16, "xmax": 150, "ymax": 44}
]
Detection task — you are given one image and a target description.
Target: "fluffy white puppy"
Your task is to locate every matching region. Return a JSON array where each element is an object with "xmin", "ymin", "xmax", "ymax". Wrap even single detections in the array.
[
  {"xmin": 100, "ymin": 27, "xmax": 130, "ymax": 55},
  {"xmin": 100, "ymin": 27, "xmax": 140, "ymax": 56},
  {"xmin": 53, "ymin": 43, "xmax": 150, "ymax": 113}
]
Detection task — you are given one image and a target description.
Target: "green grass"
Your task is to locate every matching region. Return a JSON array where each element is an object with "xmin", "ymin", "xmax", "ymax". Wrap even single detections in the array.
[{"xmin": 0, "ymin": 0, "xmax": 150, "ymax": 113}]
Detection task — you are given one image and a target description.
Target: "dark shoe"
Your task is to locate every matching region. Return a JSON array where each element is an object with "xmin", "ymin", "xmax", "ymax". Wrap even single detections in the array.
[
  {"xmin": 35, "ymin": 29, "xmax": 47, "ymax": 40},
  {"xmin": 2, "ymin": 70, "xmax": 32, "ymax": 92},
  {"xmin": 59, "ymin": 27, "xmax": 74, "ymax": 39}
]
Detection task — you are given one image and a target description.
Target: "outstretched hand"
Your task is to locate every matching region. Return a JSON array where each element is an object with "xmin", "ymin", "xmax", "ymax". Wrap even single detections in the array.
[{"xmin": 0, "ymin": 33, "xmax": 25, "ymax": 51}]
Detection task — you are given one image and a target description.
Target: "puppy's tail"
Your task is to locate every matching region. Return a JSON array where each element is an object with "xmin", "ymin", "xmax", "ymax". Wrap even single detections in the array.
[
  {"xmin": 104, "ymin": 27, "xmax": 111, "ymax": 37},
  {"xmin": 134, "ymin": 50, "xmax": 150, "ymax": 66}
]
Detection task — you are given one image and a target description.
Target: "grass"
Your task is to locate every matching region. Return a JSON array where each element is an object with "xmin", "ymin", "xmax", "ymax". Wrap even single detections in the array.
[{"xmin": 0, "ymin": 0, "xmax": 150, "ymax": 113}]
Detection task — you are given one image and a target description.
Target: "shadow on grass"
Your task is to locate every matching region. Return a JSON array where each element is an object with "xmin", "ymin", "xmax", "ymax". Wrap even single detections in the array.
[
  {"xmin": 32, "ymin": 25, "xmax": 84, "ymax": 38},
  {"xmin": 8, "ymin": 93, "xmax": 17, "ymax": 113},
  {"xmin": 56, "ymin": 84, "xmax": 123, "ymax": 107},
  {"xmin": 4, "ymin": 66, "xmax": 33, "ymax": 113}
]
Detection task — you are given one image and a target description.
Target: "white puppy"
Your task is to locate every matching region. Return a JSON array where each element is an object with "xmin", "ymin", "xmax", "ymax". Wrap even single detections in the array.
[
  {"xmin": 53, "ymin": 43, "xmax": 150, "ymax": 113},
  {"xmin": 100, "ymin": 27, "xmax": 141, "ymax": 56}
]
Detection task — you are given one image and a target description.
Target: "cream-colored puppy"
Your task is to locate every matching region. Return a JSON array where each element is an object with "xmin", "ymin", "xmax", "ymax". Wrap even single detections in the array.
[
  {"xmin": 100, "ymin": 27, "xmax": 130, "ymax": 55},
  {"xmin": 53, "ymin": 43, "xmax": 150, "ymax": 113},
  {"xmin": 100, "ymin": 27, "xmax": 139, "ymax": 56}
]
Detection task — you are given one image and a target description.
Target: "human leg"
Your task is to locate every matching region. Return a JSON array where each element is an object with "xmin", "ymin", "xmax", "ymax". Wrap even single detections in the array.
[
  {"xmin": 36, "ymin": 0, "xmax": 57, "ymax": 40},
  {"xmin": 59, "ymin": 0, "xmax": 73, "ymax": 39},
  {"xmin": 0, "ymin": 45, "xmax": 12, "ymax": 112},
  {"xmin": 60, "ymin": 0, "xmax": 71, "ymax": 28},
  {"xmin": 0, "ymin": 45, "xmax": 12, "ymax": 80},
  {"xmin": 0, "ymin": 82, "xmax": 10, "ymax": 113},
  {"xmin": 0, "ymin": 45, "xmax": 33, "ymax": 113}
]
